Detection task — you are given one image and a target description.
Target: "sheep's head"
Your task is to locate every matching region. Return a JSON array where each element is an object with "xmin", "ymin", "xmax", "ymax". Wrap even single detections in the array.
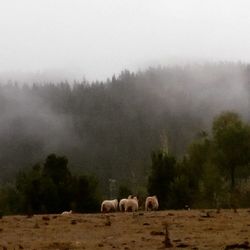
[{"xmin": 133, "ymin": 196, "xmax": 138, "ymax": 201}]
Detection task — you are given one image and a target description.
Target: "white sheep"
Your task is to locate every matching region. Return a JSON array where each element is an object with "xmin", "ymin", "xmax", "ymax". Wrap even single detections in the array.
[
  {"xmin": 119, "ymin": 199, "xmax": 127, "ymax": 212},
  {"xmin": 61, "ymin": 210, "xmax": 72, "ymax": 215},
  {"xmin": 119, "ymin": 195, "xmax": 133, "ymax": 212},
  {"xmin": 101, "ymin": 199, "xmax": 118, "ymax": 213},
  {"xmin": 145, "ymin": 195, "xmax": 159, "ymax": 211},
  {"xmin": 125, "ymin": 196, "xmax": 139, "ymax": 212}
]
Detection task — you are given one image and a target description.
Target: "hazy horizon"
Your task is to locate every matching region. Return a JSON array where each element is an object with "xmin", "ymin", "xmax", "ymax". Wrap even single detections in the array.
[{"xmin": 1, "ymin": 0, "xmax": 250, "ymax": 82}]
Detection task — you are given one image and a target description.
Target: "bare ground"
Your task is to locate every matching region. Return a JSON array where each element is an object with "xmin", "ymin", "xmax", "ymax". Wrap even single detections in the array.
[{"xmin": 0, "ymin": 209, "xmax": 250, "ymax": 250}]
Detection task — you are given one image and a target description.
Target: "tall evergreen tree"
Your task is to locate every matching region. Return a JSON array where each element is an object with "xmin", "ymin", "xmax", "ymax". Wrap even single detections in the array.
[{"xmin": 147, "ymin": 151, "xmax": 176, "ymax": 209}]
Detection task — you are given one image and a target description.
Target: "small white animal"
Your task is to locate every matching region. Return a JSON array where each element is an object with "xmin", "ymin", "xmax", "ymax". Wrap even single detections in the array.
[{"xmin": 61, "ymin": 210, "xmax": 72, "ymax": 215}]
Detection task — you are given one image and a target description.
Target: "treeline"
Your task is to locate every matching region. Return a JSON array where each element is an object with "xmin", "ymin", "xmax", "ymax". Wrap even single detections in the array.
[
  {"xmin": 0, "ymin": 111, "xmax": 249, "ymax": 215},
  {"xmin": 0, "ymin": 154, "xmax": 100, "ymax": 215},
  {"xmin": 0, "ymin": 63, "xmax": 249, "ymax": 193},
  {"xmin": 148, "ymin": 111, "xmax": 250, "ymax": 209}
]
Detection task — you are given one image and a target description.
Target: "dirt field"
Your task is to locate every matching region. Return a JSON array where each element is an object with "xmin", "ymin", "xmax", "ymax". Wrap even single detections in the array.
[{"xmin": 0, "ymin": 209, "xmax": 250, "ymax": 249}]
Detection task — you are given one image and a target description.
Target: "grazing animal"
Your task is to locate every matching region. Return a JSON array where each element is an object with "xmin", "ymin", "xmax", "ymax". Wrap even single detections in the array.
[
  {"xmin": 145, "ymin": 196, "xmax": 159, "ymax": 211},
  {"xmin": 101, "ymin": 199, "xmax": 118, "ymax": 213},
  {"xmin": 119, "ymin": 195, "xmax": 133, "ymax": 212},
  {"xmin": 125, "ymin": 196, "xmax": 139, "ymax": 212},
  {"xmin": 61, "ymin": 210, "xmax": 72, "ymax": 215},
  {"xmin": 119, "ymin": 199, "xmax": 128, "ymax": 212}
]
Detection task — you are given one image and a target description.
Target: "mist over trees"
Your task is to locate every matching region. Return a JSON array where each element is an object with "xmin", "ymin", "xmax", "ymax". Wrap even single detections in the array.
[
  {"xmin": 1, "ymin": 110, "xmax": 249, "ymax": 215},
  {"xmin": 147, "ymin": 111, "xmax": 250, "ymax": 209},
  {"xmin": 0, "ymin": 62, "xmax": 249, "ymax": 195}
]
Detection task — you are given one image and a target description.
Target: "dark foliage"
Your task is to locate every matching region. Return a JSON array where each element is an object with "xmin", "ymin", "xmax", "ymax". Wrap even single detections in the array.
[
  {"xmin": 147, "ymin": 151, "xmax": 176, "ymax": 209},
  {"xmin": 0, "ymin": 64, "xmax": 250, "ymax": 211},
  {"xmin": 118, "ymin": 184, "xmax": 132, "ymax": 200},
  {"xmin": 147, "ymin": 112, "xmax": 250, "ymax": 209},
  {"xmin": 0, "ymin": 154, "xmax": 100, "ymax": 215},
  {"xmin": 0, "ymin": 63, "xmax": 249, "ymax": 193}
]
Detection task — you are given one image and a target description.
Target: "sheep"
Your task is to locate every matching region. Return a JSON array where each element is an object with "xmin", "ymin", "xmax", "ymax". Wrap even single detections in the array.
[
  {"xmin": 145, "ymin": 195, "xmax": 159, "ymax": 211},
  {"xmin": 101, "ymin": 199, "xmax": 118, "ymax": 213},
  {"xmin": 119, "ymin": 198, "xmax": 127, "ymax": 212},
  {"xmin": 119, "ymin": 195, "xmax": 133, "ymax": 212},
  {"xmin": 61, "ymin": 210, "xmax": 72, "ymax": 215},
  {"xmin": 125, "ymin": 196, "xmax": 139, "ymax": 212}
]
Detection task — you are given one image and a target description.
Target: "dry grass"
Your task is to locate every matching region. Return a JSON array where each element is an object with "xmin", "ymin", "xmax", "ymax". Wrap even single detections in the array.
[{"xmin": 0, "ymin": 209, "xmax": 250, "ymax": 249}]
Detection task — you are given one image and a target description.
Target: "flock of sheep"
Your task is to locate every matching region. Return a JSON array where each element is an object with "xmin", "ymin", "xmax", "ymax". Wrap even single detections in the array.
[
  {"xmin": 100, "ymin": 195, "xmax": 159, "ymax": 213},
  {"xmin": 60, "ymin": 195, "xmax": 159, "ymax": 215}
]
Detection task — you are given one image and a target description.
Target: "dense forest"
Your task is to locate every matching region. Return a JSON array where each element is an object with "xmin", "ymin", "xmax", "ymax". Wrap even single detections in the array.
[{"xmin": 0, "ymin": 63, "xmax": 249, "ymax": 200}]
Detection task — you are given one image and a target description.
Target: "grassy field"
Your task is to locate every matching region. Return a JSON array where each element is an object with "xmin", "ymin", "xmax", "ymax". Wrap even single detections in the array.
[{"xmin": 0, "ymin": 209, "xmax": 250, "ymax": 249}]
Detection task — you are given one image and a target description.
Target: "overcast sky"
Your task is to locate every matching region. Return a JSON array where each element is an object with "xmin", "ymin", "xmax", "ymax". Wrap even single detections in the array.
[{"xmin": 1, "ymin": 0, "xmax": 250, "ymax": 82}]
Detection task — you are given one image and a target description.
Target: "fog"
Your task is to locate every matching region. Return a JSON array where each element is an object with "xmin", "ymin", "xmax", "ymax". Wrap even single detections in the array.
[
  {"xmin": 0, "ymin": 85, "xmax": 82, "ymax": 171},
  {"xmin": 0, "ymin": 1, "xmax": 250, "ymax": 184},
  {"xmin": 0, "ymin": 63, "xmax": 249, "ymax": 183},
  {"xmin": 1, "ymin": 1, "xmax": 250, "ymax": 82}
]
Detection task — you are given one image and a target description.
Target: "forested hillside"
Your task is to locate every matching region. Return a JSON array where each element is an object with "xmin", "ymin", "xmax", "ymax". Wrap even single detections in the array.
[{"xmin": 0, "ymin": 63, "xmax": 249, "ymax": 190}]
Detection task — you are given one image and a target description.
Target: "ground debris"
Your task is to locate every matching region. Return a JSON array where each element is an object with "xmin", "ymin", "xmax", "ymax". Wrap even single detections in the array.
[
  {"xmin": 18, "ymin": 244, "xmax": 24, "ymax": 249},
  {"xmin": 42, "ymin": 216, "xmax": 50, "ymax": 221},
  {"xmin": 163, "ymin": 222, "xmax": 173, "ymax": 248},
  {"xmin": 105, "ymin": 215, "xmax": 111, "ymax": 226},
  {"xmin": 176, "ymin": 243, "xmax": 189, "ymax": 248},
  {"xmin": 48, "ymin": 242, "xmax": 72, "ymax": 250},
  {"xmin": 71, "ymin": 219, "xmax": 77, "ymax": 225},
  {"xmin": 34, "ymin": 221, "xmax": 39, "ymax": 228},
  {"xmin": 173, "ymin": 239, "xmax": 182, "ymax": 242},
  {"xmin": 224, "ymin": 241, "xmax": 250, "ymax": 249},
  {"xmin": 200, "ymin": 211, "xmax": 215, "ymax": 218},
  {"xmin": 150, "ymin": 231, "xmax": 164, "ymax": 236}
]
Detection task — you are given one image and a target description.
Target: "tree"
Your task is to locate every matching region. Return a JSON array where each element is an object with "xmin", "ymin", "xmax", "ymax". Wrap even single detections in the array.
[
  {"xmin": 185, "ymin": 136, "xmax": 211, "ymax": 190},
  {"xmin": 212, "ymin": 112, "xmax": 250, "ymax": 208},
  {"xmin": 0, "ymin": 184, "xmax": 20, "ymax": 215},
  {"xmin": 39, "ymin": 176, "xmax": 59, "ymax": 213},
  {"xmin": 71, "ymin": 175, "xmax": 100, "ymax": 213},
  {"xmin": 16, "ymin": 164, "xmax": 43, "ymax": 213},
  {"xmin": 0, "ymin": 153, "xmax": 102, "ymax": 214},
  {"xmin": 212, "ymin": 112, "xmax": 250, "ymax": 191},
  {"xmin": 147, "ymin": 151, "xmax": 176, "ymax": 209},
  {"xmin": 118, "ymin": 184, "xmax": 132, "ymax": 200},
  {"xmin": 42, "ymin": 154, "xmax": 72, "ymax": 210},
  {"xmin": 43, "ymin": 154, "xmax": 71, "ymax": 185},
  {"xmin": 169, "ymin": 174, "xmax": 191, "ymax": 209}
]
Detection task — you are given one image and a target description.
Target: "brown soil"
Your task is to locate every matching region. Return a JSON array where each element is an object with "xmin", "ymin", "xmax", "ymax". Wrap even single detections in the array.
[{"xmin": 0, "ymin": 209, "xmax": 250, "ymax": 249}]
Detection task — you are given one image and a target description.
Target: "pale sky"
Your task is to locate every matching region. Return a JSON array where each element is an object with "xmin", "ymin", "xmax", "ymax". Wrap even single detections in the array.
[{"xmin": 0, "ymin": 0, "xmax": 250, "ymax": 81}]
